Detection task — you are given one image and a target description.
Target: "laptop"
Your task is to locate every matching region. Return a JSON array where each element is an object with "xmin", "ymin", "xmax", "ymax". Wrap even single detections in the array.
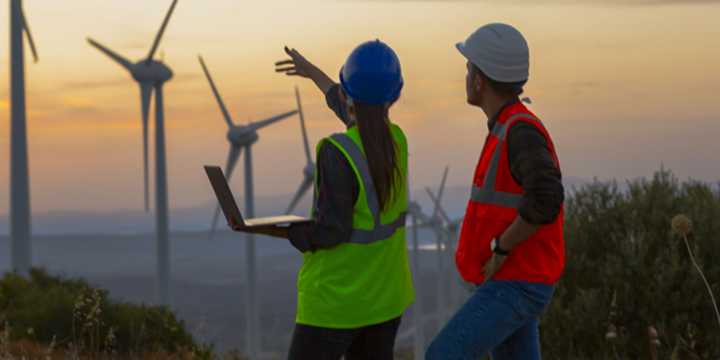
[{"xmin": 204, "ymin": 165, "xmax": 312, "ymax": 228}]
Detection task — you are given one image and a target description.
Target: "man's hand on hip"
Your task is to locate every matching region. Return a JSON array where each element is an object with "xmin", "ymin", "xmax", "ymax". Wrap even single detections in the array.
[
  {"xmin": 482, "ymin": 215, "xmax": 543, "ymax": 281},
  {"xmin": 483, "ymin": 252, "xmax": 508, "ymax": 281}
]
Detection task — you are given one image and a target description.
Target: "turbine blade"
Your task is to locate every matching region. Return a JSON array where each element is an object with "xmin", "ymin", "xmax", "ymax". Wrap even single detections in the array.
[
  {"xmin": 146, "ymin": 0, "xmax": 179, "ymax": 63},
  {"xmin": 225, "ymin": 145, "xmax": 243, "ymax": 181},
  {"xmin": 140, "ymin": 83, "xmax": 153, "ymax": 212},
  {"xmin": 285, "ymin": 178, "xmax": 314, "ymax": 215},
  {"xmin": 13, "ymin": 0, "xmax": 38, "ymax": 62},
  {"xmin": 198, "ymin": 55, "xmax": 234, "ymax": 127},
  {"xmin": 426, "ymin": 187, "xmax": 437, "ymax": 207},
  {"xmin": 208, "ymin": 203, "xmax": 222, "ymax": 241},
  {"xmin": 427, "ymin": 167, "xmax": 449, "ymax": 228},
  {"xmin": 426, "ymin": 187, "xmax": 451, "ymax": 224},
  {"xmin": 246, "ymin": 110, "xmax": 298, "ymax": 132},
  {"xmin": 295, "ymin": 87, "xmax": 312, "ymax": 165},
  {"xmin": 87, "ymin": 38, "xmax": 133, "ymax": 71},
  {"xmin": 437, "ymin": 166, "xmax": 449, "ymax": 205}
]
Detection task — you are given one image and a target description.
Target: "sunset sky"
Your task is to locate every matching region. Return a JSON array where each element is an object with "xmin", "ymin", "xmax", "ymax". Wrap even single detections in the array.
[{"xmin": 0, "ymin": 0, "xmax": 718, "ymax": 213}]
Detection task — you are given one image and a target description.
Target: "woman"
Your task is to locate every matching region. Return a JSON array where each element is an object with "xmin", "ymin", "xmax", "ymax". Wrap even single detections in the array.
[{"xmin": 228, "ymin": 40, "xmax": 415, "ymax": 360}]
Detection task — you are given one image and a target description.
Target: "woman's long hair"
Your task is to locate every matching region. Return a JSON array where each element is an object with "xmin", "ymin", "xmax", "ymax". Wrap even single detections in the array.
[{"xmin": 341, "ymin": 88, "xmax": 401, "ymax": 212}]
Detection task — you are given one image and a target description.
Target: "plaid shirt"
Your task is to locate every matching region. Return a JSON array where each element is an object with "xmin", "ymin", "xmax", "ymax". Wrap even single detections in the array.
[
  {"xmin": 287, "ymin": 85, "xmax": 358, "ymax": 253},
  {"xmin": 489, "ymin": 99, "xmax": 564, "ymax": 225}
]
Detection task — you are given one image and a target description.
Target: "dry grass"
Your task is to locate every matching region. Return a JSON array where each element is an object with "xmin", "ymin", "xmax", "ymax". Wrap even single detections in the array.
[{"xmin": 1, "ymin": 340, "xmax": 206, "ymax": 360}]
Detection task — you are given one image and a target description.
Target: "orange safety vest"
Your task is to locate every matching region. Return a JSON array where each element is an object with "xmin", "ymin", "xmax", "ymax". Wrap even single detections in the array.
[{"xmin": 456, "ymin": 102, "xmax": 565, "ymax": 285}]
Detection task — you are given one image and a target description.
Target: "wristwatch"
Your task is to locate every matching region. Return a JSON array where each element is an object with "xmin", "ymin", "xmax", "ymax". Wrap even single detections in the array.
[{"xmin": 491, "ymin": 237, "xmax": 511, "ymax": 256}]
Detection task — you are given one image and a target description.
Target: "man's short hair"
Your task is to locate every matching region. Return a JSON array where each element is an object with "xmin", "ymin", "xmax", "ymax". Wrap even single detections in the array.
[{"xmin": 471, "ymin": 63, "xmax": 527, "ymax": 97}]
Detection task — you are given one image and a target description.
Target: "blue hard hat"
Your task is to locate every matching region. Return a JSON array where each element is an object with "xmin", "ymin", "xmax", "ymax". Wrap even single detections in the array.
[{"xmin": 339, "ymin": 39, "xmax": 403, "ymax": 105}]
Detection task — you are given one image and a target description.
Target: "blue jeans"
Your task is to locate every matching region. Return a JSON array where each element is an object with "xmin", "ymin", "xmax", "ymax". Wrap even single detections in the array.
[{"xmin": 425, "ymin": 280, "xmax": 555, "ymax": 360}]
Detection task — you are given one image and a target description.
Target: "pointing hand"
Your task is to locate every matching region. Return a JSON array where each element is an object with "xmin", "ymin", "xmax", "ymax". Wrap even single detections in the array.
[{"xmin": 275, "ymin": 46, "xmax": 314, "ymax": 78}]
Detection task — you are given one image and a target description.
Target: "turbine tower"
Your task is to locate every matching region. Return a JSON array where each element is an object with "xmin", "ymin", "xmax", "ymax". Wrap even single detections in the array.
[
  {"xmin": 199, "ymin": 55, "xmax": 297, "ymax": 360},
  {"xmin": 9, "ymin": 0, "xmax": 39, "ymax": 277},
  {"xmin": 87, "ymin": 0, "xmax": 179, "ymax": 305},
  {"xmin": 285, "ymin": 87, "xmax": 315, "ymax": 215}
]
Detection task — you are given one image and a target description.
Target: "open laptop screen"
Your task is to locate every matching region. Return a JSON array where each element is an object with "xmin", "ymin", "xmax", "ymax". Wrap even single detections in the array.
[{"xmin": 204, "ymin": 165, "xmax": 244, "ymax": 227}]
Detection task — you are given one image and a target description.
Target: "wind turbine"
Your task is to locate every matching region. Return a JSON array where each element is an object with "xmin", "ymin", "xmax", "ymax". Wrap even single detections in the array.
[
  {"xmin": 405, "ymin": 158, "xmax": 432, "ymax": 360},
  {"xmin": 426, "ymin": 166, "xmax": 450, "ymax": 331},
  {"xmin": 198, "ymin": 55, "xmax": 297, "ymax": 360},
  {"xmin": 426, "ymin": 176, "xmax": 467, "ymax": 314},
  {"xmin": 9, "ymin": 0, "xmax": 38, "ymax": 277},
  {"xmin": 285, "ymin": 87, "xmax": 315, "ymax": 215},
  {"xmin": 87, "ymin": 0, "xmax": 179, "ymax": 305},
  {"xmin": 407, "ymin": 195, "xmax": 429, "ymax": 360},
  {"xmin": 88, "ymin": 1, "xmax": 179, "ymax": 213}
]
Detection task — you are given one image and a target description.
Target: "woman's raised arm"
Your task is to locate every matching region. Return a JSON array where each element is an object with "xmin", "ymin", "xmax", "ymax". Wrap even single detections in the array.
[{"xmin": 275, "ymin": 46, "xmax": 336, "ymax": 95}]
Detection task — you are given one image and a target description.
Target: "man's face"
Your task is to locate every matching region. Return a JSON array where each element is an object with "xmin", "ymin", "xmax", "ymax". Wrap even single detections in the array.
[{"xmin": 465, "ymin": 60, "xmax": 481, "ymax": 106}]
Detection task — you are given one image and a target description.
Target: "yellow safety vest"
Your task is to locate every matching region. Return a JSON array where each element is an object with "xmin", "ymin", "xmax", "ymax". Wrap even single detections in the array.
[{"xmin": 296, "ymin": 123, "xmax": 415, "ymax": 328}]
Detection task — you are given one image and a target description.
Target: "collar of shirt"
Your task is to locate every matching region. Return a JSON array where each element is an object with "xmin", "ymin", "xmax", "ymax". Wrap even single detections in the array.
[{"xmin": 486, "ymin": 97, "xmax": 521, "ymax": 132}]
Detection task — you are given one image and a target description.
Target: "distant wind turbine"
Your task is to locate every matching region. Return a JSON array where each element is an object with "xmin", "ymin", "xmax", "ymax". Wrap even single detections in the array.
[
  {"xmin": 87, "ymin": 0, "xmax": 179, "ymax": 306},
  {"xmin": 407, "ymin": 169, "xmax": 428, "ymax": 360},
  {"xmin": 426, "ymin": 173, "xmax": 467, "ymax": 314},
  {"xmin": 87, "ymin": 0, "xmax": 179, "ymax": 213},
  {"xmin": 285, "ymin": 87, "xmax": 315, "ymax": 215},
  {"xmin": 427, "ymin": 166, "xmax": 450, "ymax": 330},
  {"xmin": 198, "ymin": 55, "xmax": 297, "ymax": 360},
  {"xmin": 406, "ymin": 166, "xmax": 457, "ymax": 352},
  {"xmin": 9, "ymin": 0, "xmax": 39, "ymax": 277}
]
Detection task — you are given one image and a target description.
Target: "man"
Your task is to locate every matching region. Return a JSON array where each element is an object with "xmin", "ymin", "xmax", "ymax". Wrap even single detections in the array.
[{"xmin": 425, "ymin": 23, "xmax": 565, "ymax": 360}]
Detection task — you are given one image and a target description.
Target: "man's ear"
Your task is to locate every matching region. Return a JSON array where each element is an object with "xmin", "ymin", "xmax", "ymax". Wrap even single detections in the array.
[{"xmin": 475, "ymin": 74, "xmax": 483, "ymax": 92}]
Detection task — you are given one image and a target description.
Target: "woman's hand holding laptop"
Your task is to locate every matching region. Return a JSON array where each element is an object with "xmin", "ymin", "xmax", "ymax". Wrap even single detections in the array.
[{"xmin": 227, "ymin": 217, "xmax": 289, "ymax": 239}]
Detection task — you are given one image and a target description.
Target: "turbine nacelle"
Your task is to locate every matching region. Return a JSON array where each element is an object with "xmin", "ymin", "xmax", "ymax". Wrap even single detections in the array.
[
  {"xmin": 227, "ymin": 126, "xmax": 259, "ymax": 146},
  {"xmin": 408, "ymin": 200, "xmax": 422, "ymax": 215},
  {"xmin": 303, "ymin": 162, "xmax": 315, "ymax": 180},
  {"xmin": 131, "ymin": 60, "xmax": 173, "ymax": 84}
]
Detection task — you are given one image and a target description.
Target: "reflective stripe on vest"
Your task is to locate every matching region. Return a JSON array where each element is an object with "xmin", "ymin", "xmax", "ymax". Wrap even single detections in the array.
[
  {"xmin": 470, "ymin": 113, "xmax": 556, "ymax": 208},
  {"xmin": 298, "ymin": 124, "xmax": 414, "ymax": 329},
  {"xmin": 327, "ymin": 133, "xmax": 407, "ymax": 244}
]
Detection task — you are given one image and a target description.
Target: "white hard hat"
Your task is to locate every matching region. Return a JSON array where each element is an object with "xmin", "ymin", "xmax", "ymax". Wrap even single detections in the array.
[{"xmin": 456, "ymin": 23, "xmax": 529, "ymax": 83}]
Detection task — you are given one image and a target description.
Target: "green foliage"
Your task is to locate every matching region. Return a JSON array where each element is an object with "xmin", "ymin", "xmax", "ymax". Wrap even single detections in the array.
[
  {"xmin": 541, "ymin": 168, "xmax": 720, "ymax": 359},
  {"xmin": 0, "ymin": 268, "xmax": 197, "ymax": 355}
]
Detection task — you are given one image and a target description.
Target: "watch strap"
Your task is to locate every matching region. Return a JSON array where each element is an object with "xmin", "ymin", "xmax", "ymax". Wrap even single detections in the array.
[{"xmin": 492, "ymin": 237, "xmax": 511, "ymax": 256}]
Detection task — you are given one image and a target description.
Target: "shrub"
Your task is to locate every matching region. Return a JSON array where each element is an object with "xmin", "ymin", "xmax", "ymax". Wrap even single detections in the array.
[
  {"xmin": 541, "ymin": 167, "xmax": 720, "ymax": 359},
  {"xmin": 0, "ymin": 268, "xmax": 196, "ymax": 356}
]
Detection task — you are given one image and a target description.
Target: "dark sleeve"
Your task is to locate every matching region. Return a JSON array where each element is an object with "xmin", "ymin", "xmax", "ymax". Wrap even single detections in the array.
[
  {"xmin": 325, "ymin": 84, "xmax": 355, "ymax": 129},
  {"xmin": 506, "ymin": 122, "xmax": 564, "ymax": 225},
  {"xmin": 286, "ymin": 141, "xmax": 359, "ymax": 253}
]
